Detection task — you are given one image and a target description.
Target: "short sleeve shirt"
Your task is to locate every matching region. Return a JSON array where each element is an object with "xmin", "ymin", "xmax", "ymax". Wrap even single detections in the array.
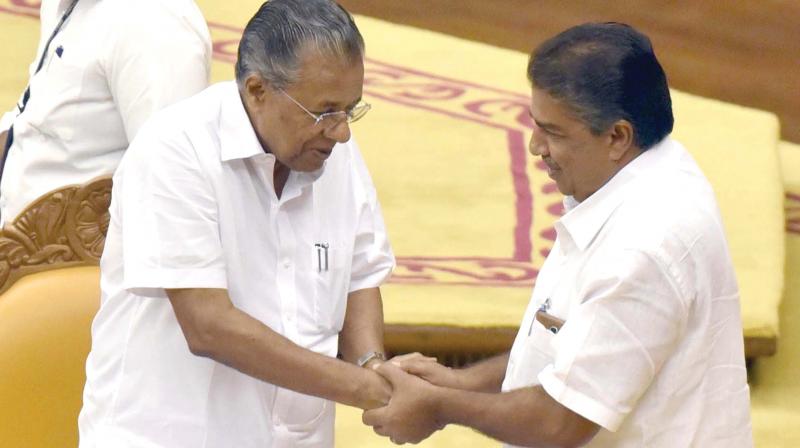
[
  {"xmin": 0, "ymin": 0, "xmax": 211, "ymax": 222},
  {"xmin": 502, "ymin": 138, "xmax": 753, "ymax": 447},
  {"xmin": 78, "ymin": 82, "xmax": 395, "ymax": 447}
]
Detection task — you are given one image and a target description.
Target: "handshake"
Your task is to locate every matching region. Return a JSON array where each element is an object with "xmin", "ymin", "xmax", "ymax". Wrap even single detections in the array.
[{"xmin": 359, "ymin": 352, "xmax": 470, "ymax": 445}]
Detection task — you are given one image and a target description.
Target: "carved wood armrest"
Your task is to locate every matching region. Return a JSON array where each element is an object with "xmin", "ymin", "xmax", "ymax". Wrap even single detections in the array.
[{"xmin": 0, "ymin": 176, "xmax": 112, "ymax": 295}]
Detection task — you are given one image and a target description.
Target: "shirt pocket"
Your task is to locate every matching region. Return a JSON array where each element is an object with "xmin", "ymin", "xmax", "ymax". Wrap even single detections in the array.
[
  {"xmin": 271, "ymin": 387, "xmax": 330, "ymax": 433},
  {"xmin": 506, "ymin": 320, "xmax": 558, "ymax": 390},
  {"xmin": 312, "ymin": 242, "xmax": 350, "ymax": 333},
  {"xmin": 25, "ymin": 49, "xmax": 86, "ymax": 141}
]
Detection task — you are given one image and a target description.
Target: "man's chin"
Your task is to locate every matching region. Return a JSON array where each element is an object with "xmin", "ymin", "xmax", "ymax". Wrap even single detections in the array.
[
  {"xmin": 552, "ymin": 179, "xmax": 567, "ymax": 195},
  {"xmin": 292, "ymin": 158, "xmax": 326, "ymax": 173}
]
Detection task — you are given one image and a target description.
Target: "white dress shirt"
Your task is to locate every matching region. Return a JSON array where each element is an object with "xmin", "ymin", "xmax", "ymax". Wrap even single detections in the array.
[
  {"xmin": 78, "ymin": 82, "xmax": 395, "ymax": 447},
  {"xmin": 502, "ymin": 138, "xmax": 753, "ymax": 447},
  {"xmin": 0, "ymin": 0, "xmax": 211, "ymax": 222}
]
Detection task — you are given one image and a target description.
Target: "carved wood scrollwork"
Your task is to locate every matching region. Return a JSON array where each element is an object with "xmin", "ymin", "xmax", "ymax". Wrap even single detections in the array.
[{"xmin": 0, "ymin": 176, "xmax": 112, "ymax": 294}]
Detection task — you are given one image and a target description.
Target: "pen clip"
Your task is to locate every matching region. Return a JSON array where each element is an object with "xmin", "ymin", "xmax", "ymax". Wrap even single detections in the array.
[
  {"xmin": 538, "ymin": 298, "xmax": 551, "ymax": 313},
  {"xmin": 529, "ymin": 298, "xmax": 554, "ymax": 336},
  {"xmin": 315, "ymin": 243, "xmax": 329, "ymax": 272}
]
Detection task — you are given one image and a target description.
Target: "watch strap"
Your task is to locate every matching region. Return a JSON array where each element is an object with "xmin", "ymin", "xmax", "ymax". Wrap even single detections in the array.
[{"xmin": 356, "ymin": 351, "xmax": 386, "ymax": 367}]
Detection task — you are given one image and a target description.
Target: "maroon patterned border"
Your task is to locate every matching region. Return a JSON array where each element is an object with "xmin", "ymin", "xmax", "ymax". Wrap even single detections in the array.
[
  {"xmin": 190, "ymin": 19, "xmax": 563, "ymax": 287},
  {"xmin": 6, "ymin": 3, "xmax": 796, "ymax": 287},
  {"xmin": 787, "ymin": 192, "xmax": 800, "ymax": 235},
  {"xmin": 1, "ymin": 5, "xmax": 562, "ymax": 287}
]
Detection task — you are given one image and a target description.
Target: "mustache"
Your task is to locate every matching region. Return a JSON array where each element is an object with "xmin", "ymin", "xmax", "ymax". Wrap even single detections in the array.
[{"xmin": 542, "ymin": 157, "xmax": 559, "ymax": 169}]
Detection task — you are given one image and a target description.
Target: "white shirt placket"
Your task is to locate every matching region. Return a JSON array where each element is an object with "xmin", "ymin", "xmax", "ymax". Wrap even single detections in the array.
[{"xmin": 275, "ymin": 200, "xmax": 299, "ymax": 341}]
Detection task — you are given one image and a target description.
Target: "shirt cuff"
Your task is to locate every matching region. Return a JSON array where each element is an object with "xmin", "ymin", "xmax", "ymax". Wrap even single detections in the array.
[
  {"xmin": 123, "ymin": 267, "xmax": 228, "ymax": 291},
  {"xmin": 348, "ymin": 263, "xmax": 394, "ymax": 293},
  {"xmin": 538, "ymin": 365, "xmax": 626, "ymax": 432}
]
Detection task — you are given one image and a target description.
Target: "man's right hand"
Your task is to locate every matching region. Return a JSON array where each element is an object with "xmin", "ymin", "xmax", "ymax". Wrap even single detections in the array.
[
  {"xmin": 362, "ymin": 362, "xmax": 445, "ymax": 445},
  {"xmin": 358, "ymin": 368, "xmax": 393, "ymax": 410},
  {"xmin": 358, "ymin": 353, "xmax": 439, "ymax": 409},
  {"xmin": 389, "ymin": 352, "xmax": 465, "ymax": 390}
]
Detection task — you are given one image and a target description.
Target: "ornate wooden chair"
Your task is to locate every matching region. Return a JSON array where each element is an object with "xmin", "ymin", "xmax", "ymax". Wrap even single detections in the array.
[{"xmin": 0, "ymin": 176, "xmax": 110, "ymax": 447}]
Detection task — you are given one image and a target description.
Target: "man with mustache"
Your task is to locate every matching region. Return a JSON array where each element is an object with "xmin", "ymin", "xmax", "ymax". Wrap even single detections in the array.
[{"xmin": 364, "ymin": 22, "xmax": 753, "ymax": 448}]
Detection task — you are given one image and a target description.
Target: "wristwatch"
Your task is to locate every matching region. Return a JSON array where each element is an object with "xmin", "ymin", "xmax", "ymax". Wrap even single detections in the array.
[{"xmin": 356, "ymin": 351, "xmax": 386, "ymax": 367}]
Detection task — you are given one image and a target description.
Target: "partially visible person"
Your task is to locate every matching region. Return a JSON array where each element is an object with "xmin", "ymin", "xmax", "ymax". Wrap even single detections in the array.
[
  {"xmin": 0, "ymin": 0, "xmax": 211, "ymax": 223},
  {"xmin": 363, "ymin": 22, "xmax": 753, "ymax": 448},
  {"xmin": 79, "ymin": 1, "xmax": 397, "ymax": 446}
]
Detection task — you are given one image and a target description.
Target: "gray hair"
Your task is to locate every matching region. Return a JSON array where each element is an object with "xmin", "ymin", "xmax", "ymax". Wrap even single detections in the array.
[{"xmin": 235, "ymin": 0, "xmax": 365, "ymax": 90}]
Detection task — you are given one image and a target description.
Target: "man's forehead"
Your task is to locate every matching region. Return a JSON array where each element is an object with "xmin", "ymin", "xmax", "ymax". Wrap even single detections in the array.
[
  {"xmin": 529, "ymin": 88, "xmax": 585, "ymax": 129},
  {"xmin": 294, "ymin": 44, "xmax": 363, "ymax": 79},
  {"xmin": 289, "ymin": 78, "xmax": 363, "ymax": 109},
  {"xmin": 290, "ymin": 55, "xmax": 364, "ymax": 108}
]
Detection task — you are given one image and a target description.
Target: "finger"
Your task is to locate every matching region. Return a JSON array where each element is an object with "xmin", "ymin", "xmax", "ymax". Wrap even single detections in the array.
[
  {"xmin": 371, "ymin": 425, "xmax": 390, "ymax": 437},
  {"xmin": 390, "ymin": 354, "xmax": 437, "ymax": 371},
  {"xmin": 390, "ymin": 352, "xmax": 438, "ymax": 364},
  {"xmin": 375, "ymin": 359, "xmax": 410, "ymax": 384},
  {"xmin": 403, "ymin": 359, "xmax": 438, "ymax": 374},
  {"xmin": 404, "ymin": 359, "xmax": 448, "ymax": 381},
  {"xmin": 392, "ymin": 359, "xmax": 439, "ymax": 374},
  {"xmin": 362, "ymin": 407, "xmax": 387, "ymax": 427}
]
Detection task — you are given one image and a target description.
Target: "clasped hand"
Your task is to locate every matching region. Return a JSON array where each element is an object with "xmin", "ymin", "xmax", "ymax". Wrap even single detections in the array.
[{"xmin": 362, "ymin": 353, "xmax": 458, "ymax": 445}]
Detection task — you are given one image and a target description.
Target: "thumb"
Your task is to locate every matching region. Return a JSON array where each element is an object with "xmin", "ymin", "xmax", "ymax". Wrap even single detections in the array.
[
  {"xmin": 390, "ymin": 354, "xmax": 438, "ymax": 373},
  {"xmin": 362, "ymin": 406, "xmax": 388, "ymax": 427},
  {"xmin": 403, "ymin": 361, "xmax": 434, "ymax": 380},
  {"xmin": 375, "ymin": 359, "xmax": 407, "ymax": 385}
]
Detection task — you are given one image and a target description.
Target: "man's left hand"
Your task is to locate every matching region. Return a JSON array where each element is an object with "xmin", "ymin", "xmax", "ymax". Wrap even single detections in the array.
[{"xmin": 362, "ymin": 362, "xmax": 445, "ymax": 444}]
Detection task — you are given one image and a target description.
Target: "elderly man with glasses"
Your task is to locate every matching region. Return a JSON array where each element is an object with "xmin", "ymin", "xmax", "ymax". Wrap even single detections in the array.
[{"xmin": 78, "ymin": 1, "xmax": 396, "ymax": 446}]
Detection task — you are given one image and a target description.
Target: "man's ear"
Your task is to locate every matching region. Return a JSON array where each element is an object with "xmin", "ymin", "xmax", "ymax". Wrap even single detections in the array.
[
  {"xmin": 243, "ymin": 75, "xmax": 269, "ymax": 104},
  {"xmin": 607, "ymin": 119, "xmax": 636, "ymax": 162}
]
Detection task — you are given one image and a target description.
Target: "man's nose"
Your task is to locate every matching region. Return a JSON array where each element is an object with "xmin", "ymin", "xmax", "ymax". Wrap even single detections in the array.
[
  {"xmin": 528, "ymin": 127, "xmax": 548, "ymax": 157},
  {"xmin": 324, "ymin": 119, "xmax": 351, "ymax": 143}
]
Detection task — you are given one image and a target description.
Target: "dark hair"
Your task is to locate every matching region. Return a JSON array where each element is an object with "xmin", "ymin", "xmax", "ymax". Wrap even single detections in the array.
[
  {"xmin": 528, "ymin": 22, "xmax": 673, "ymax": 149},
  {"xmin": 235, "ymin": 0, "xmax": 364, "ymax": 90}
]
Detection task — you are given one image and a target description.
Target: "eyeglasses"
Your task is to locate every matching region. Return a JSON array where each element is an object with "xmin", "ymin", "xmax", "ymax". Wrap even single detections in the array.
[{"xmin": 280, "ymin": 89, "xmax": 371, "ymax": 128}]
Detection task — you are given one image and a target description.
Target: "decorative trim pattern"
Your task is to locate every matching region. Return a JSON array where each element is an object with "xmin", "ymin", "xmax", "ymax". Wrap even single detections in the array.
[
  {"xmin": 0, "ymin": 177, "xmax": 111, "ymax": 294},
  {"xmin": 787, "ymin": 192, "xmax": 800, "ymax": 235}
]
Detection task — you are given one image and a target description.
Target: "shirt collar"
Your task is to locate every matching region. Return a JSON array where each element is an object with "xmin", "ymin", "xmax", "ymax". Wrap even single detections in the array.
[
  {"xmin": 59, "ymin": 0, "xmax": 79, "ymax": 14},
  {"xmin": 556, "ymin": 137, "xmax": 673, "ymax": 253},
  {"xmin": 218, "ymin": 82, "xmax": 327, "ymax": 190},
  {"xmin": 219, "ymin": 81, "xmax": 270, "ymax": 162}
]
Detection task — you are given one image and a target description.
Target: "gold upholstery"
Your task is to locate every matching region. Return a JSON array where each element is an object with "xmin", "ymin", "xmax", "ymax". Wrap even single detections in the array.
[
  {"xmin": 0, "ymin": 178, "xmax": 108, "ymax": 446},
  {"xmin": 0, "ymin": 266, "xmax": 99, "ymax": 446}
]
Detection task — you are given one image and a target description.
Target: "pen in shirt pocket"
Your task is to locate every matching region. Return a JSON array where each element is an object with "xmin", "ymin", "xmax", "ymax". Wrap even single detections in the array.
[
  {"xmin": 315, "ymin": 242, "xmax": 329, "ymax": 272},
  {"xmin": 528, "ymin": 298, "xmax": 565, "ymax": 336}
]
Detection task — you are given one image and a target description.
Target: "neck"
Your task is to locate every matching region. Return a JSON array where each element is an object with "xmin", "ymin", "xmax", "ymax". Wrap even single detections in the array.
[
  {"xmin": 576, "ymin": 146, "xmax": 644, "ymax": 202},
  {"xmin": 239, "ymin": 90, "xmax": 291, "ymax": 198},
  {"xmin": 617, "ymin": 145, "xmax": 643, "ymax": 168},
  {"xmin": 273, "ymin": 162, "xmax": 290, "ymax": 199}
]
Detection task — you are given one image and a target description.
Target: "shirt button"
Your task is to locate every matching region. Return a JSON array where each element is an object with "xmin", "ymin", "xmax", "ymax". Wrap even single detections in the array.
[{"xmin": 282, "ymin": 259, "xmax": 291, "ymax": 268}]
